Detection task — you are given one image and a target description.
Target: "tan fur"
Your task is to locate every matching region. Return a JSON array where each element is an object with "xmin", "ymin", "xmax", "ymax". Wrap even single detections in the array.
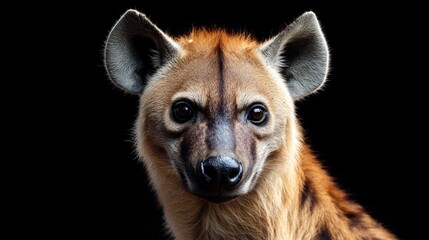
[{"xmin": 133, "ymin": 30, "xmax": 397, "ymax": 239}]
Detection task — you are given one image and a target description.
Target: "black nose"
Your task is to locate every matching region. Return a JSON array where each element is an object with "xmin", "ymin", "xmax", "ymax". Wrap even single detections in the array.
[{"xmin": 197, "ymin": 156, "xmax": 243, "ymax": 190}]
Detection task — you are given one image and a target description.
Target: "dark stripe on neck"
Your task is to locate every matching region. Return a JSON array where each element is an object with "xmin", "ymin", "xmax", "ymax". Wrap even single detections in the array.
[
  {"xmin": 315, "ymin": 224, "xmax": 332, "ymax": 240},
  {"xmin": 300, "ymin": 177, "xmax": 318, "ymax": 212},
  {"xmin": 345, "ymin": 211, "xmax": 368, "ymax": 231}
]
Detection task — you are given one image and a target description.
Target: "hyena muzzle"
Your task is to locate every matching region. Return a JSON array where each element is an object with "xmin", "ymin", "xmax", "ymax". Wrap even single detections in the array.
[{"xmin": 104, "ymin": 9, "xmax": 397, "ymax": 240}]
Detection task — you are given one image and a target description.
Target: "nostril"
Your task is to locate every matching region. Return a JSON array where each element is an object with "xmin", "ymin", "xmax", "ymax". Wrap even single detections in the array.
[
  {"xmin": 229, "ymin": 169, "xmax": 239, "ymax": 179},
  {"xmin": 228, "ymin": 163, "xmax": 243, "ymax": 184},
  {"xmin": 200, "ymin": 162, "xmax": 216, "ymax": 183}
]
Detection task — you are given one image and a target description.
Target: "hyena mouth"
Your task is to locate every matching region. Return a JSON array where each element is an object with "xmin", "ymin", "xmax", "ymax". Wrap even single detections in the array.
[{"xmin": 184, "ymin": 156, "xmax": 244, "ymax": 203}]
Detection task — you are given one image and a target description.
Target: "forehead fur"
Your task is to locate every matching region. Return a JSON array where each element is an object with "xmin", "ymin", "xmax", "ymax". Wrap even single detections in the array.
[
  {"xmin": 143, "ymin": 28, "xmax": 291, "ymax": 110},
  {"xmin": 176, "ymin": 29, "xmax": 260, "ymax": 57}
]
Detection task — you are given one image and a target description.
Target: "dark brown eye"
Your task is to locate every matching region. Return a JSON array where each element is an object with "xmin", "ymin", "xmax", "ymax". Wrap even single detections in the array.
[
  {"xmin": 247, "ymin": 104, "xmax": 268, "ymax": 125},
  {"xmin": 172, "ymin": 101, "xmax": 195, "ymax": 123}
]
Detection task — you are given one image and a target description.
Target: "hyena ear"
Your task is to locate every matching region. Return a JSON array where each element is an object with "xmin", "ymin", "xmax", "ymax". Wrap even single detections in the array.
[
  {"xmin": 260, "ymin": 11, "xmax": 329, "ymax": 100},
  {"xmin": 104, "ymin": 9, "xmax": 181, "ymax": 94}
]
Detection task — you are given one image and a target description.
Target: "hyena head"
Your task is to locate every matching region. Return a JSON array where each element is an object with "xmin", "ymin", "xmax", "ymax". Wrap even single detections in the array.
[{"xmin": 104, "ymin": 10, "xmax": 329, "ymax": 203}]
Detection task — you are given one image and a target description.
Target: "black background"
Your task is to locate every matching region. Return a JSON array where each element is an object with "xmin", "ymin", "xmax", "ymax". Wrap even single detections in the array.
[{"xmin": 19, "ymin": 1, "xmax": 425, "ymax": 239}]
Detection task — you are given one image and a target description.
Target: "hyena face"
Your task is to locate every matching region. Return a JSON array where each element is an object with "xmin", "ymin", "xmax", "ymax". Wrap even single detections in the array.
[
  {"xmin": 139, "ymin": 37, "xmax": 292, "ymax": 202},
  {"xmin": 105, "ymin": 10, "xmax": 329, "ymax": 203}
]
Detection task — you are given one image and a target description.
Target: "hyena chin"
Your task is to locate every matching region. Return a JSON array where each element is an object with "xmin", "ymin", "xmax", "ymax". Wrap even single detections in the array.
[{"xmin": 104, "ymin": 9, "xmax": 397, "ymax": 240}]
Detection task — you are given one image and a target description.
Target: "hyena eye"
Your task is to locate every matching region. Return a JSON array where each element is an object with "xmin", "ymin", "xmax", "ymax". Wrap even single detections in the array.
[
  {"xmin": 247, "ymin": 104, "xmax": 268, "ymax": 126},
  {"xmin": 172, "ymin": 100, "xmax": 195, "ymax": 123}
]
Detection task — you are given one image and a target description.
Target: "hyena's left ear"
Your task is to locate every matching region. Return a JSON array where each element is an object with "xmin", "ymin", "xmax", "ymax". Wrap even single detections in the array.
[
  {"xmin": 104, "ymin": 9, "xmax": 181, "ymax": 94},
  {"xmin": 260, "ymin": 11, "xmax": 329, "ymax": 100}
]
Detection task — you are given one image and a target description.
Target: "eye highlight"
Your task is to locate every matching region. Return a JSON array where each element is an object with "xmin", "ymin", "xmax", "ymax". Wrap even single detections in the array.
[
  {"xmin": 172, "ymin": 100, "xmax": 195, "ymax": 123},
  {"xmin": 247, "ymin": 104, "xmax": 268, "ymax": 126}
]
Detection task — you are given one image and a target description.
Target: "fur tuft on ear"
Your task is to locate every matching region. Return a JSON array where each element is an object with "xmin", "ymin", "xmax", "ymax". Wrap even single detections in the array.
[
  {"xmin": 260, "ymin": 11, "xmax": 330, "ymax": 100},
  {"xmin": 104, "ymin": 9, "xmax": 181, "ymax": 94}
]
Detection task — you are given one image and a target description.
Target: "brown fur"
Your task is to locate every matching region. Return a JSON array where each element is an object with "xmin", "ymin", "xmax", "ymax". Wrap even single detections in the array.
[{"xmin": 126, "ymin": 30, "xmax": 398, "ymax": 239}]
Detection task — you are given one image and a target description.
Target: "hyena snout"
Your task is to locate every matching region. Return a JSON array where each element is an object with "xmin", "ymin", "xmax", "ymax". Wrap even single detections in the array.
[{"xmin": 197, "ymin": 156, "xmax": 243, "ymax": 190}]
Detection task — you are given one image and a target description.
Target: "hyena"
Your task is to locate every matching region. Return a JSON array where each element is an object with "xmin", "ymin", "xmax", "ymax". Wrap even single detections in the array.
[{"xmin": 104, "ymin": 9, "xmax": 397, "ymax": 240}]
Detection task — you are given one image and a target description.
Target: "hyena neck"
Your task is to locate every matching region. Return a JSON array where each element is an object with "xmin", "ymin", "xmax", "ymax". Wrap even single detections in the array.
[
  {"xmin": 154, "ymin": 143, "xmax": 396, "ymax": 240},
  {"xmin": 295, "ymin": 145, "xmax": 398, "ymax": 239}
]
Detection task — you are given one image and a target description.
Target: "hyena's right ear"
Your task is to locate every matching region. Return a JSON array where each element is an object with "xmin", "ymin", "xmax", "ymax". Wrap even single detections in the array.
[{"xmin": 104, "ymin": 9, "xmax": 181, "ymax": 94}]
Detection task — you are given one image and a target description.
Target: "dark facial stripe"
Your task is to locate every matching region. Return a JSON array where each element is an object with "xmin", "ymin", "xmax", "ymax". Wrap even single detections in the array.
[
  {"xmin": 216, "ymin": 43, "xmax": 225, "ymax": 105},
  {"xmin": 247, "ymin": 139, "xmax": 257, "ymax": 183},
  {"xmin": 203, "ymin": 42, "xmax": 236, "ymax": 155},
  {"xmin": 250, "ymin": 139, "xmax": 256, "ymax": 163},
  {"xmin": 180, "ymin": 131, "xmax": 192, "ymax": 166}
]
